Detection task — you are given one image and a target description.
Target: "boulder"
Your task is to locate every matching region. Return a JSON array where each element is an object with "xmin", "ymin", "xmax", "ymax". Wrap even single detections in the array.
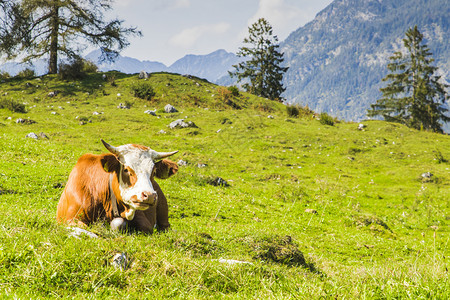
[
  {"xmin": 39, "ymin": 132, "xmax": 49, "ymax": 139},
  {"xmin": 164, "ymin": 104, "xmax": 178, "ymax": 113},
  {"xmin": 144, "ymin": 109, "xmax": 157, "ymax": 116},
  {"xmin": 26, "ymin": 132, "xmax": 39, "ymax": 139},
  {"xmin": 169, "ymin": 119, "xmax": 198, "ymax": 129},
  {"xmin": 208, "ymin": 177, "xmax": 229, "ymax": 187},
  {"xmin": 117, "ymin": 103, "xmax": 130, "ymax": 109},
  {"xmin": 16, "ymin": 118, "xmax": 36, "ymax": 125},
  {"xmin": 177, "ymin": 159, "xmax": 188, "ymax": 166},
  {"xmin": 139, "ymin": 70, "xmax": 149, "ymax": 79},
  {"xmin": 111, "ymin": 252, "xmax": 131, "ymax": 271}
]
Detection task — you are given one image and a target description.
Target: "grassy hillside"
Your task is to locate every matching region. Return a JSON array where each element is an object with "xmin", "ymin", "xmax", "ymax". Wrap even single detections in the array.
[{"xmin": 0, "ymin": 72, "xmax": 449, "ymax": 299}]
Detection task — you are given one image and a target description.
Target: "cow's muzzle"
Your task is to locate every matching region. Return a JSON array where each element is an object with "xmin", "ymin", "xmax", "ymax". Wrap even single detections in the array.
[{"xmin": 134, "ymin": 191, "xmax": 158, "ymax": 208}]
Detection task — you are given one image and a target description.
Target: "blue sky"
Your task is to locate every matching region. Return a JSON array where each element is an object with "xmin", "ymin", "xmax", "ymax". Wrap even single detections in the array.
[{"xmin": 108, "ymin": 0, "xmax": 333, "ymax": 66}]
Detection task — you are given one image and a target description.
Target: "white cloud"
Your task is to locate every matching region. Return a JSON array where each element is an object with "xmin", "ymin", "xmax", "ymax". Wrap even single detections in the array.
[
  {"xmin": 247, "ymin": 0, "xmax": 310, "ymax": 39},
  {"xmin": 115, "ymin": 0, "xmax": 190, "ymax": 10},
  {"xmin": 169, "ymin": 22, "xmax": 231, "ymax": 48}
]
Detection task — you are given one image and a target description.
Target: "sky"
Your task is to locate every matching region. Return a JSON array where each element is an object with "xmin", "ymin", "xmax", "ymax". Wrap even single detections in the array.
[{"xmin": 107, "ymin": 0, "xmax": 333, "ymax": 66}]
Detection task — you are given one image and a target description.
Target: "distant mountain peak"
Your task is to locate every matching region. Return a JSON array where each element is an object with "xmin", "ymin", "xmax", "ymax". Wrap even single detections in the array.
[{"xmin": 281, "ymin": 0, "xmax": 449, "ymax": 131}]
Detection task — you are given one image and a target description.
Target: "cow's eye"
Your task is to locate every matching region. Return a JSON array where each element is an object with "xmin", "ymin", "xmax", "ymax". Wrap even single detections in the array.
[{"xmin": 124, "ymin": 168, "xmax": 129, "ymax": 173}]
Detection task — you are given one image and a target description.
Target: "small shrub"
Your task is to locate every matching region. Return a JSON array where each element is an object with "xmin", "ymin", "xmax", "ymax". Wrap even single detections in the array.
[
  {"xmin": 82, "ymin": 60, "xmax": 98, "ymax": 73},
  {"xmin": 251, "ymin": 235, "xmax": 307, "ymax": 267},
  {"xmin": 16, "ymin": 68, "xmax": 35, "ymax": 79},
  {"xmin": 433, "ymin": 150, "xmax": 447, "ymax": 164},
  {"xmin": 217, "ymin": 86, "xmax": 232, "ymax": 101},
  {"xmin": 130, "ymin": 81, "xmax": 155, "ymax": 100},
  {"xmin": 0, "ymin": 99, "xmax": 26, "ymax": 113},
  {"xmin": 319, "ymin": 112, "xmax": 335, "ymax": 126},
  {"xmin": 227, "ymin": 86, "xmax": 240, "ymax": 97},
  {"xmin": 0, "ymin": 71, "xmax": 11, "ymax": 80},
  {"xmin": 106, "ymin": 73, "xmax": 117, "ymax": 86},
  {"xmin": 58, "ymin": 58, "xmax": 86, "ymax": 80},
  {"xmin": 286, "ymin": 105, "xmax": 299, "ymax": 118},
  {"xmin": 124, "ymin": 100, "xmax": 134, "ymax": 108}
]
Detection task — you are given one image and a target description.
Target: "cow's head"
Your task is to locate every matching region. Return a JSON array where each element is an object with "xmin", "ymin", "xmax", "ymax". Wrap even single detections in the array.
[{"xmin": 101, "ymin": 139, "xmax": 177, "ymax": 220}]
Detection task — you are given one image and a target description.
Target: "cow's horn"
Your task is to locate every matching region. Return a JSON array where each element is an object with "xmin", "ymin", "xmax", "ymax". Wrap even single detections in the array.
[
  {"xmin": 101, "ymin": 139, "xmax": 121, "ymax": 156},
  {"xmin": 153, "ymin": 150, "xmax": 178, "ymax": 160}
]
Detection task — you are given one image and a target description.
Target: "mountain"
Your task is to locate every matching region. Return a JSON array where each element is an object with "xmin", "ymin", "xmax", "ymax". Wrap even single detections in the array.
[
  {"xmin": 280, "ymin": 0, "xmax": 450, "ymax": 125},
  {"xmin": 84, "ymin": 49, "xmax": 240, "ymax": 83},
  {"xmin": 169, "ymin": 49, "xmax": 241, "ymax": 82},
  {"xmin": 85, "ymin": 49, "xmax": 168, "ymax": 74}
]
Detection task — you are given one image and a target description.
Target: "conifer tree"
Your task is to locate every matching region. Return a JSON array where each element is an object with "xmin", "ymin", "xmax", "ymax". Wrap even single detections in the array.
[
  {"xmin": 0, "ymin": 0, "xmax": 141, "ymax": 74},
  {"xmin": 368, "ymin": 26, "xmax": 449, "ymax": 133},
  {"xmin": 230, "ymin": 18, "xmax": 288, "ymax": 101}
]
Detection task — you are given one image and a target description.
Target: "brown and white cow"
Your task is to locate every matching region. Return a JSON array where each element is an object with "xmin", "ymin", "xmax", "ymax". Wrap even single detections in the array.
[{"xmin": 56, "ymin": 140, "xmax": 178, "ymax": 233}]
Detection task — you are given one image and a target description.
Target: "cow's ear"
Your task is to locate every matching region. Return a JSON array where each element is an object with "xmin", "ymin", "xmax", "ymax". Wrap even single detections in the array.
[
  {"xmin": 154, "ymin": 159, "xmax": 178, "ymax": 179},
  {"xmin": 101, "ymin": 155, "xmax": 121, "ymax": 173}
]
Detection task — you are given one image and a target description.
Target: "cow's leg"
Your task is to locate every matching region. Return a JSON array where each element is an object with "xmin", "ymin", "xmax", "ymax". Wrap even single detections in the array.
[
  {"xmin": 154, "ymin": 181, "xmax": 170, "ymax": 232},
  {"xmin": 131, "ymin": 209, "xmax": 155, "ymax": 234}
]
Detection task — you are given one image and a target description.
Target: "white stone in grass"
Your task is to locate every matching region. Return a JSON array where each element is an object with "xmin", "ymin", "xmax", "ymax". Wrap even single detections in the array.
[
  {"xmin": 66, "ymin": 227, "xmax": 98, "ymax": 239},
  {"xmin": 26, "ymin": 132, "xmax": 39, "ymax": 139},
  {"xmin": 217, "ymin": 258, "xmax": 253, "ymax": 265},
  {"xmin": 112, "ymin": 252, "xmax": 131, "ymax": 270}
]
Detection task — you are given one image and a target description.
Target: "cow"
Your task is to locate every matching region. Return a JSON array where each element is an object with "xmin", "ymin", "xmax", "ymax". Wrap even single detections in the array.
[{"xmin": 56, "ymin": 139, "xmax": 178, "ymax": 233}]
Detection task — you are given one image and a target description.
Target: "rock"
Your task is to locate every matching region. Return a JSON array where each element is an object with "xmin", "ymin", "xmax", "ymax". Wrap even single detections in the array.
[
  {"xmin": 217, "ymin": 258, "xmax": 253, "ymax": 265},
  {"xmin": 197, "ymin": 163, "xmax": 207, "ymax": 168},
  {"xmin": 111, "ymin": 252, "xmax": 131, "ymax": 271},
  {"xmin": 305, "ymin": 208, "xmax": 318, "ymax": 214},
  {"xmin": 421, "ymin": 172, "xmax": 433, "ymax": 178},
  {"xmin": 47, "ymin": 91, "xmax": 58, "ymax": 97},
  {"xmin": 102, "ymin": 74, "xmax": 107, "ymax": 80},
  {"xmin": 66, "ymin": 227, "xmax": 99, "ymax": 239},
  {"xmin": 358, "ymin": 124, "xmax": 366, "ymax": 130},
  {"xmin": 16, "ymin": 118, "xmax": 36, "ymax": 125},
  {"xmin": 169, "ymin": 119, "xmax": 198, "ymax": 129},
  {"xmin": 158, "ymin": 129, "xmax": 166, "ymax": 134},
  {"xmin": 177, "ymin": 159, "xmax": 188, "ymax": 166},
  {"xmin": 26, "ymin": 132, "xmax": 39, "ymax": 139},
  {"xmin": 117, "ymin": 103, "xmax": 130, "ymax": 109},
  {"xmin": 208, "ymin": 177, "xmax": 229, "ymax": 187},
  {"xmin": 139, "ymin": 70, "xmax": 149, "ymax": 79},
  {"xmin": 421, "ymin": 172, "xmax": 435, "ymax": 183},
  {"xmin": 268, "ymin": 115, "xmax": 274, "ymax": 119},
  {"xmin": 117, "ymin": 93, "xmax": 121, "ymax": 97},
  {"xmin": 144, "ymin": 109, "xmax": 157, "ymax": 116},
  {"xmin": 39, "ymin": 132, "xmax": 49, "ymax": 139},
  {"xmin": 164, "ymin": 104, "xmax": 178, "ymax": 113},
  {"xmin": 92, "ymin": 111, "xmax": 100, "ymax": 115}
]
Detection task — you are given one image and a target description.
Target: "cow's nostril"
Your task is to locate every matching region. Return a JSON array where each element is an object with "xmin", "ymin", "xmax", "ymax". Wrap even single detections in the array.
[{"xmin": 141, "ymin": 191, "xmax": 149, "ymax": 200}]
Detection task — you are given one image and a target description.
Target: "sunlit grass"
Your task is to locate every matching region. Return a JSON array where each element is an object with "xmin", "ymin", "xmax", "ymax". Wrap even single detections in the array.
[{"xmin": 0, "ymin": 72, "xmax": 449, "ymax": 298}]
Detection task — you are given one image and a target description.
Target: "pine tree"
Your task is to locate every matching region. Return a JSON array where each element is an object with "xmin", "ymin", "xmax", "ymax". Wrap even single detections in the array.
[
  {"xmin": 368, "ymin": 26, "xmax": 449, "ymax": 133},
  {"xmin": 0, "ymin": 0, "xmax": 141, "ymax": 74},
  {"xmin": 229, "ymin": 18, "xmax": 288, "ymax": 101}
]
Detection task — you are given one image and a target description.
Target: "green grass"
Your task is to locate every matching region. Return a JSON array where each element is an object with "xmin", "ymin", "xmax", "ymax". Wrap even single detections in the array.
[{"xmin": 0, "ymin": 72, "xmax": 449, "ymax": 299}]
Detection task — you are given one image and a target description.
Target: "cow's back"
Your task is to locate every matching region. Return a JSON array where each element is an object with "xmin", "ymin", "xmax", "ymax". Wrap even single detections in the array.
[{"xmin": 57, "ymin": 153, "xmax": 118, "ymax": 224}]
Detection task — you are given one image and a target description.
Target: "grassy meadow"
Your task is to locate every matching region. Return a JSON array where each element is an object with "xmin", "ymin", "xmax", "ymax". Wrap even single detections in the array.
[{"xmin": 0, "ymin": 72, "xmax": 449, "ymax": 299}]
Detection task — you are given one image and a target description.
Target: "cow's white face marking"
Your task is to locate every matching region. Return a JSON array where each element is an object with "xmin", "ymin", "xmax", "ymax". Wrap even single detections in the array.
[
  {"xmin": 101, "ymin": 140, "xmax": 178, "ymax": 220},
  {"xmin": 115, "ymin": 144, "xmax": 157, "ymax": 211}
]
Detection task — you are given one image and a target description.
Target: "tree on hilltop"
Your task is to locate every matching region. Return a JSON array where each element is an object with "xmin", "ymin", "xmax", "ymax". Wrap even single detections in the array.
[
  {"xmin": 0, "ymin": 0, "xmax": 141, "ymax": 74},
  {"xmin": 229, "ymin": 18, "xmax": 288, "ymax": 101},
  {"xmin": 367, "ymin": 26, "xmax": 449, "ymax": 133}
]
